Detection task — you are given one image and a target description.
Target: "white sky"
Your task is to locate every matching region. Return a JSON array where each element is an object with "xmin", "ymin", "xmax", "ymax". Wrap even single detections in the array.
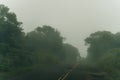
[{"xmin": 1, "ymin": 0, "xmax": 120, "ymax": 57}]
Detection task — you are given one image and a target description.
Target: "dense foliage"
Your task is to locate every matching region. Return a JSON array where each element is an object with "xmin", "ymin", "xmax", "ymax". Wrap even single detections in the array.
[
  {"xmin": 1, "ymin": 4, "xmax": 120, "ymax": 80},
  {"xmin": 0, "ymin": 4, "xmax": 29, "ymax": 71},
  {"xmin": 0, "ymin": 4, "xmax": 80, "ymax": 79},
  {"xmin": 85, "ymin": 31, "xmax": 120, "ymax": 80},
  {"xmin": 98, "ymin": 48, "xmax": 120, "ymax": 80}
]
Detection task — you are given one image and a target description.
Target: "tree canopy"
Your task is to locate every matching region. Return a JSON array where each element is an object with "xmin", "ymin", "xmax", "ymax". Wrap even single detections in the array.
[
  {"xmin": 85, "ymin": 31, "xmax": 115, "ymax": 61},
  {"xmin": 0, "ymin": 4, "xmax": 80, "ymax": 74}
]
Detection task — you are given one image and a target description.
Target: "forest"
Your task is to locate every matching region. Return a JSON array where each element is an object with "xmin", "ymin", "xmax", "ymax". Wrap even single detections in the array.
[{"xmin": 0, "ymin": 4, "xmax": 120, "ymax": 80}]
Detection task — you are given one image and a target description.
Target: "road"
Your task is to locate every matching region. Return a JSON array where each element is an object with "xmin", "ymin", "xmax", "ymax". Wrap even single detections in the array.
[
  {"xmin": 58, "ymin": 63, "xmax": 79, "ymax": 80},
  {"xmin": 57, "ymin": 63, "xmax": 110, "ymax": 80},
  {"xmin": 9, "ymin": 63, "xmax": 111, "ymax": 80}
]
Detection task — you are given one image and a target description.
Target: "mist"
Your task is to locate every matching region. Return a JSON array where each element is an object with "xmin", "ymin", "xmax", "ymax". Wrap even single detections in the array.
[{"xmin": 1, "ymin": 0, "xmax": 120, "ymax": 57}]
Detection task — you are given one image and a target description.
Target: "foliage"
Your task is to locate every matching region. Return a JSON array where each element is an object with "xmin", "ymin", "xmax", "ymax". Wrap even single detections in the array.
[
  {"xmin": 25, "ymin": 26, "xmax": 80, "ymax": 65},
  {"xmin": 85, "ymin": 31, "xmax": 115, "ymax": 61},
  {"xmin": 85, "ymin": 31, "xmax": 120, "ymax": 80},
  {"xmin": 0, "ymin": 4, "xmax": 81, "ymax": 80},
  {"xmin": 62, "ymin": 43, "xmax": 80, "ymax": 64},
  {"xmin": 0, "ymin": 4, "xmax": 29, "ymax": 71},
  {"xmin": 98, "ymin": 48, "xmax": 120, "ymax": 80},
  {"xmin": 25, "ymin": 25, "xmax": 63, "ymax": 52}
]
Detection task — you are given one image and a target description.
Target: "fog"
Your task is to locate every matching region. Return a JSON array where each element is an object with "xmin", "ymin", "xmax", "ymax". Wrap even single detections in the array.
[{"xmin": 1, "ymin": 0, "xmax": 120, "ymax": 57}]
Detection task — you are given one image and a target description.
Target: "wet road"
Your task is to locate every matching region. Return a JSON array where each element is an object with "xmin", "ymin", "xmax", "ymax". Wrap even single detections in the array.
[
  {"xmin": 9, "ymin": 63, "xmax": 111, "ymax": 80},
  {"xmin": 58, "ymin": 63, "xmax": 79, "ymax": 80},
  {"xmin": 57, "ymin": 63, "xmax": 110, "ymax": 80}
]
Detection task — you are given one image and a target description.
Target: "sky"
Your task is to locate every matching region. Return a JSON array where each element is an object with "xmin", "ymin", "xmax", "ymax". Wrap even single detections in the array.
[{"xmin": 1, "ymin": 0, "xmax": 120, "ymax": 57}]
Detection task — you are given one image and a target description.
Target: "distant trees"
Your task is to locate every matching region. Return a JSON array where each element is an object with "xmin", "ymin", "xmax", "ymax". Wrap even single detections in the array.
[
  {"xmin": 0, "ymin": 4, "xmax": 80, "ymax": 73},
  {"xmin": 85, "ymin": 31, "xmax": 115, "ymax": 61},
  {"xmin": 25, "ymin": 26, "xmax": 80, "ymax": 65},
  {"xmin": 25, "ymin": 25, "xmax": 63, "ymax": 52},
  {"xmin": 85, "ymin": 31, "xmax": 120, "ymax": 62},
  {"xmin": 85, "ymin": 31, "xmax": 120, "ymax": 80},
  {"xmin": 62, "ymin": 44, "xmax": 80, "ymax": 64},
  {"xmin": 25, "ymin": 25, "xmax": 64, "ymax": 64}
]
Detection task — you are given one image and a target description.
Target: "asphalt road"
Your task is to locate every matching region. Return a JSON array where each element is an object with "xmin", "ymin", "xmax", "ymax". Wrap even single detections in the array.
[
  {"xmin": 57, "ymin": 63, "xmax": 110, "ymax": 80},
  {"xmin": 9, "ymin": 63, "xmax": 111, "ymax": 80},
  {"xmin": 58, "ymin": 63, "xmax": 79, "ymax": 80}
]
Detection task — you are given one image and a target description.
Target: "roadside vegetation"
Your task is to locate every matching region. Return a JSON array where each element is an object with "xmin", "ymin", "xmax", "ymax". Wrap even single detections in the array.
[
  {"xmin": 0, "ymin": 5, "xmax": 80, "ymax": 80},
  {"xmin": 0, "ymin": 4, "xmax": 120, "ymax": 80}
]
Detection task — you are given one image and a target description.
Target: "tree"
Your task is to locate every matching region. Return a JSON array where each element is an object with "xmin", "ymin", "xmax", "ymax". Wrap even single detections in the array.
[
  {"xmin": 113, "ymin": 32, "xmax": 120, "ymax": 48},
  {"xmin": 26, "ymin": 25, "xmax": 63, "ymax": 52},
  {"xmin": 0, "ymin": 4, "xmax": 23, "ymax": 49},
  {"xmin": 98, "ymin": 48, "xmax": 120, "ymax": 80},
  {"xmin": 25, "ymin": 25, "xmax": 64, "ymax": 65},
  {"xmin": 0, "ymin": 4, "xmax": 30, "ymax": 71},
  {"xmin": 25, "ymin": 26, "xmax": 80, "ymax": 65},
  {"xmin": 85, "ymin": 31, "xmax": 114, "ymax": 61},
  {"xmin": 62, "ymin": 43, "xmax": 80, "ymax": 64}
]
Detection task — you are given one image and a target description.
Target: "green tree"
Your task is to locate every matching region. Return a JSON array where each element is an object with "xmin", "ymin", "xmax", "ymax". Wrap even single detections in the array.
[
  {"xmin": 26, "ymin": 25, "xmax": 63, "ymax": 52},
  {"xmin": 85, "ymin": 31, "xmax": 114, "ymax": 61},
  {"xmin": 62, "ymin": 43, "xmax": 80, "ymax": 64},
  {"xmin": 25, "ymin": 25, "xmax": 64, "ymax": 64},
  {"xmin": 98, "ymin": 48, "xmax": 120, "ymax": 80},
  {"xmin": 0, "ymin": 4, "xmax": 30, "ymax": 71}
]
